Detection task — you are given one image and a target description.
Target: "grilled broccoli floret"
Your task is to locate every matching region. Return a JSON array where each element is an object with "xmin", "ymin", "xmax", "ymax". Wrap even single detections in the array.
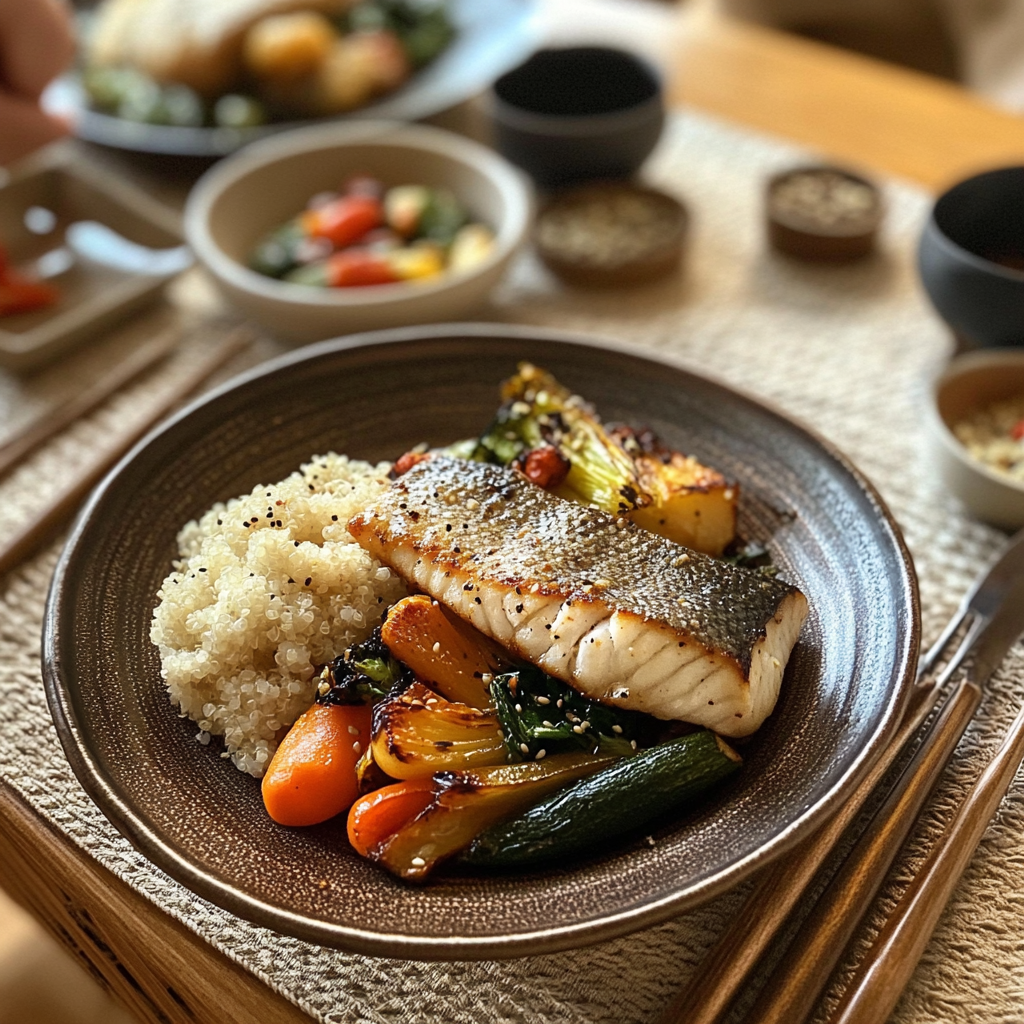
[{"xmin": 315, "ymin": 627, "xmax": 407, "ymax": 706}]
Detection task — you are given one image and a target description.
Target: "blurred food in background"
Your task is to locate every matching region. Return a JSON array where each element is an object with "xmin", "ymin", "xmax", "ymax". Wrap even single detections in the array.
[
  {"xmin": 248, "ymin": 173, "xmax": 495, "ymax": 287},
  {"xmin": 82, "ymin": 0, "xmax": 455, "ymax": 129}
]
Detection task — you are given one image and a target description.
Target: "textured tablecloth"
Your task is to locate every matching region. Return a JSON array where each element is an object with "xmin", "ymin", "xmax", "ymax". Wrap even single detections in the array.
[{"xmin": 2, "ymin": 110, "xmax": 1023, "ymax": 1024}]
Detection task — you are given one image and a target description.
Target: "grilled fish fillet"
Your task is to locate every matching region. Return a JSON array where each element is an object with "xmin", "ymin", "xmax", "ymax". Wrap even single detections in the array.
[{"xmin": 348, "ymin": 458, "xmax": 808, "ymax": 737}]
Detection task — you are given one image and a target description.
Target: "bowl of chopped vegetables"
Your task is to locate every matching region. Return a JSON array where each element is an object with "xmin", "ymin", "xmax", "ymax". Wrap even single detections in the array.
[
  {"xmin": 184, "ymin": 120, "xmax": 532, "ymax": 341},
  {"xmin": 929, "ymin": 348, "xmax": 1024, "ymax": 529}
]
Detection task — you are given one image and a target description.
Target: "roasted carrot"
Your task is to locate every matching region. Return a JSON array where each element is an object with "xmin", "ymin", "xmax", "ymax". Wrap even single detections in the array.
[
  {"xmin": 347, "ymin": 777, "xmax": 435, "ymax": 857},
  {"xmin": 262, "ymin": 702, "xmax": 373, "ymax": 826},
  {"xmin": 381, "ymin": 594, "xmax": 506, "ymax": 707}
]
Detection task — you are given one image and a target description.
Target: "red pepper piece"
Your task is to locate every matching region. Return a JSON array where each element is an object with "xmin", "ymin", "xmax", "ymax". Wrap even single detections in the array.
[
  {"xmin": 1011, "ymin": 419, "xmax": 1024, "ymax": 441},
  {"xmin": 325, "ymin": 249, "xmax": 400, "ymax": 288},
  {"xmin": 301, "ymin": 195, "xmax": 383, "ymax": 248},
  {"xmin": 0, "ymin": 277, "xmax": 59, "ymax": 316},
  {"xmin": 516, "ymin": 444, "xmax": 571, "ymax": 489},
  {"xmin": 392, "ymin": 450, "xmax": 433, "ymax": 476}
]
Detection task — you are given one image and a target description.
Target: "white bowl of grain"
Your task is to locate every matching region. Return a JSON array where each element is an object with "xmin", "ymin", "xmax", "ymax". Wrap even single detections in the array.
[{"xmin": 930, "ymin": 349, "xmax": 1024, "ymax": 529}]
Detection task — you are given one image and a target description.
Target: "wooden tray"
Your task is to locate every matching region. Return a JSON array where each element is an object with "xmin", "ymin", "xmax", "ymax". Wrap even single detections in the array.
[{"xmin": 0, "ymin": 153, "xmax": 188, "ymax": 371}]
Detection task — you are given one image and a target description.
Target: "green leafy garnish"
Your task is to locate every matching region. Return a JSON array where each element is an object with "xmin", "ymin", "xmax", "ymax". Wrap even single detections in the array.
[
  {"xmin": 317, "ymin": 627, "xmax": 406, "ymax": 705},
  {"xmin": 490, "ymin": 667, "xmax": 643, "ymax": 762}
]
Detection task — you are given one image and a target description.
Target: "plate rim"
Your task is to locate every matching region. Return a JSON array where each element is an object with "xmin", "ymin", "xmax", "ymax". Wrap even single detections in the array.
[{"xmin": 42, "ymin": 322, "xmax": 920, "ymax": 959}]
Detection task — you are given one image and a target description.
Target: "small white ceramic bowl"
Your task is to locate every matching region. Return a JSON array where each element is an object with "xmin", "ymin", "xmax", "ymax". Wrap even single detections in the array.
[
  {"xmin": 184, "ymin": 121, "xmax": 532, "ymax": 342},
  {"xmin": 929, "ymin": 349, "xmax": 1024, "ymax": 529}
]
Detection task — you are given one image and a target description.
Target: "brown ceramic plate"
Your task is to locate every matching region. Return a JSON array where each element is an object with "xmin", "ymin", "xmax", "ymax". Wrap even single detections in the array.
[{"xmin": 43, "ymin": 324, "xmax": 918, "ymax": 959}]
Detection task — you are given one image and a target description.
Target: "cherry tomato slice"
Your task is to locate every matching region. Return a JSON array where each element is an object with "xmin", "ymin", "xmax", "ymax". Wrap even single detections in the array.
[
  {"xmin": 0, "ymin": 277, "xmax": 59, "ymax": 316},
  {"xmin": 325, "ymin": 249, "xmax": 400, "ymax": 287},
  {"xmin": 301, "ymin": 195, "xmax": 383, "ymax": 248}
]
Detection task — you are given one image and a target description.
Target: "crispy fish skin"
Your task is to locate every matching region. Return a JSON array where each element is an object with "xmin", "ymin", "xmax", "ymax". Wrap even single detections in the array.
[{"xmin": 348, "ymin": 458, "xmax": 808, "ymax": 737}]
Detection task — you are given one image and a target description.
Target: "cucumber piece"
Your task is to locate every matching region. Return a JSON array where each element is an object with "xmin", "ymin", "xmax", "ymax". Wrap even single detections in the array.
[
  {"xmin": 419, "ymin": 189, "xmax": 468, "ymax": 244},
  {"xmin": 461, "ymin": 730, "xmax": 741, "ymax": 868},
  {"xmin": 214, "ymin": 94, "xmax": 267, "ymax": 129},
  {"xmin": 283, "ymin": 261, "xmax": 330, "ymax": 288},
  {"xmin": 400, "ymin": 10, "xmax": 456, "ymax": 68},
  {"xmin": 249, "ymin": 221, "xmax": 305, "ymax": 278}
]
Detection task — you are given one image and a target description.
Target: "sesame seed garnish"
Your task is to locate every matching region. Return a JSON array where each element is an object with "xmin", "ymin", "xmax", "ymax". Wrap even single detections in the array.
[
  {"xmin": 432, "ymin": 641, "xmax": 441, "ymax": 653},
  {"xmin": 411, "ymin": 856, "xmax": 426, "ymax": 867},
  {"xmin": 542, "ymin": 720, "xmax": 554, "ymax": 728},
  {"xmin": 631, "ymin": 740, "xmax": 638, "ymax": 750},
  {"xmin": 612, "ymin": 724, "xmax": 623, "ymax": 734},
  {"xmin": 572, "ymin": 725, "xmax": 584, "ymax": 734},
  {"xmin": 519, "ymin": 742, "xmax": 529, "ymax": 754},
  {"xmin": 352, "ymin": 741, "xmax": 361, "ymax": 754},
  {"xmin": 466, "ymin": 498, "xmax": 479, "ymax": 510},
  {"xmin": 515, "ymin": 704, "xmax": 522, "ymax": 713},
  {"xmin": 536, "ymin": 695, "xmax": 550, "ymax": 705},
  {"xmin": 347, "ymin": 725, "xmax": 359, "ymax": 735},
  {"xmin": 481, "ymin": 673, "xmax": 493, "ymax": 684},
  {"xmin": 556, "ymin": 699, "xmax": 563, "ymax": 708},
  {"xmin": 535, "ymin": 749, "xmax": 547, "ymax": 760}
]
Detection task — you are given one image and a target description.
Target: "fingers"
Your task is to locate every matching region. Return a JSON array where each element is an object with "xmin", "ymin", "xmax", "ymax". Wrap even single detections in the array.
[
  {"xmin": 0, "ymin": 90, "xmax": 69, "ymax": 165},
  {"xmin": 0, "ymin": 0, "xmax": 76, "ymax": 100}
]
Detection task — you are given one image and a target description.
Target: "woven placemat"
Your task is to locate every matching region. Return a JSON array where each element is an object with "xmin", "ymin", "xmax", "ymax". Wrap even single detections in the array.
[{"xmin": 2, "ymin": 110, "xmax": 1022, "ymax": 1024}]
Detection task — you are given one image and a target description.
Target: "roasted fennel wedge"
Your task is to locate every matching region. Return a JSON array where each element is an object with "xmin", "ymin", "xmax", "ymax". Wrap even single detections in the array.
[
  {"xmin": 370, "ymin": 681, "xmax": 506, "ymax": 779},
  {"xmin": 371, "ymin": 753, "xmax": 615, "ymax": 882}
]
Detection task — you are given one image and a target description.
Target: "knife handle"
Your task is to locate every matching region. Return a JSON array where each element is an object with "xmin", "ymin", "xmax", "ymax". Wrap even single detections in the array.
[{"xmin": 829, "ymin": 689, "xmax": 1024, "ymax": 1024}]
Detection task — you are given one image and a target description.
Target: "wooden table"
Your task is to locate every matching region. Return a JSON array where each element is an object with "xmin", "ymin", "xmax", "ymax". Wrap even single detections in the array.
[{"xmin": 3, "ymin": 9, "xmax": 1024, "ymax": 1024}]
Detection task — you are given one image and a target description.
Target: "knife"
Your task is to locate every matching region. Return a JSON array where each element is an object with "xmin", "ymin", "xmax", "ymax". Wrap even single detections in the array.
[{"xmin": 743, "ymin": 568, "xmax": 1024, "ymax": 1024}]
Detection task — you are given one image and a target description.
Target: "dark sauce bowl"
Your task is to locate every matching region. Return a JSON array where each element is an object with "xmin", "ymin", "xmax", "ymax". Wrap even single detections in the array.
[
  {"xmin": 918, "ymin": 166, "xmax": 1024, "ymax": 348},
  {"xmin": 489, "ymin": 47, "xmax": 665, "ymax": 190}
]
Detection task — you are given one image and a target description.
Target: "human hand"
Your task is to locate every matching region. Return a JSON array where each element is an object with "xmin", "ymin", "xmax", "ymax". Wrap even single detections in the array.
[{"xmin": 0, "ymin": 0, "xmax": 75, "ymax": 164}]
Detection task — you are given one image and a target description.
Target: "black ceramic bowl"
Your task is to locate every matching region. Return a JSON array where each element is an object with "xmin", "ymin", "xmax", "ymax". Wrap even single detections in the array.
[
  {"xmin": 918, "ymin": 166, "xmax": 1024, "ymax": 348},
  {"xmin": 489, "ymin": 47, "xmax": 664, "ymax": 189}
]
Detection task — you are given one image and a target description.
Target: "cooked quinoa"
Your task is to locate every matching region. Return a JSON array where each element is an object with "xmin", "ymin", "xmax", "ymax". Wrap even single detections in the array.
[
  {"xmin": 150, "ymin": 453, "xmax": 407, "ymax": 776},
  {"xmin": 953, "ymin": 394, "xmax": 1024, "ymax": 483}
]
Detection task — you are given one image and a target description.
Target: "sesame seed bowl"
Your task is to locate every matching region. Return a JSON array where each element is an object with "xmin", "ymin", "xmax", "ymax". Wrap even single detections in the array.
[{"xmin": 43, "ymin": 324, "xmax": 917, "ymax": 959}]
